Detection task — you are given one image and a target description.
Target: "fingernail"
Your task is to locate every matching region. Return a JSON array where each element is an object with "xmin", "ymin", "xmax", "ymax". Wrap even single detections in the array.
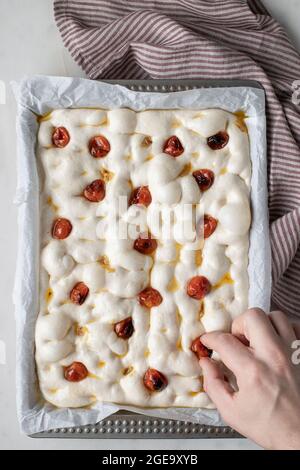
[{"xmin": 200, "ymin": 334, "xmax": 208, "ymax": 344}]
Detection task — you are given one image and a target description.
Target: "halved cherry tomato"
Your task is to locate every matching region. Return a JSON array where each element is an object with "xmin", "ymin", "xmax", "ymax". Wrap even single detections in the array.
[
  {"xmin": 203, "ymin": 215, "xmax": 218, "ymax": 239},
  {"xmin": 114, "ymin": 317, "xmax": 134, "ymax": 339},
  {"xmin": 143, "ymin": 368, "xmax": 168, "ymax": 392},
  {"xmin": 129, "ymin": 186, "xmax": 152, "ymax": 207},
  {"xmin": 191, "ymin": 337, "xmax": 212, "ymax": 359},
  {"xmin": 134, "ymin": 233, "xmax": 157, "ymax": 255},
  {"xmin": 192, "ymin": 169, "xmax": 215, "ymax": 191},
  {"xmin": 187, "ymin": 276, "xmax": 211, "ymax": 300},
  {"xmin": 89, "ymin": 135, "xmax": 110, "ymax": 158},
  {"xmin": 83, "ymin": 179, "xmax": 105, "ymax": 202},
  {"xmin": 52, "ymin": 127, "xmax": 70, "ymax": 148},
  {"xmin": 138, "ymin": 287, "xmax": 163, "ymax": 308},
  {"xmin": 207, "ymin": 130, "xmax": 229, "ymax": 150},
  {"xmin": 52, "ymin": 218, "xmax": 72, "ymax": 239},
  {"xmin": 70, "ymin": 282, "xmax": 89, "ymax": 305},
  {"xmin": 64, "ymin": 362, "xmax": 88, "ymax": 382},
  {"xmin": 163, "ymin": 135, "xmax": 184, "ymax": 157}
]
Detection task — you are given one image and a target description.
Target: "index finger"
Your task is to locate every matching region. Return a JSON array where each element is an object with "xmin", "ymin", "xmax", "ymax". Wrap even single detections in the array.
[{"xmin": 201, "ymin": 331, "xmax": 253, "ymax": 376}]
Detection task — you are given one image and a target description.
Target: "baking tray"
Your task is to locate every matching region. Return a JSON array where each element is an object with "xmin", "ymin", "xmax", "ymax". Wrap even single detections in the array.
[
  {"xmin": 32, "ymin": 78, "xmax": 264, "ymax": 439},
  {"xmin": 33, "ymin": 411, "xmax": 241, "ymax": 439}
]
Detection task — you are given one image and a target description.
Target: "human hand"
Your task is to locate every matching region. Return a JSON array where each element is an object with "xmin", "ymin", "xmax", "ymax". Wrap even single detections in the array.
[{"xmin": 200, "ymin": 308, "xmax": 300, "ymax": 450}]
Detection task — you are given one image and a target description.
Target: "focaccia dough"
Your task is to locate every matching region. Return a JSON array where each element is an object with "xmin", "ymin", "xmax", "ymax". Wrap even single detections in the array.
[{"xmin": 35, "ymin": 107, "xmax": 251, "ymax": 408}]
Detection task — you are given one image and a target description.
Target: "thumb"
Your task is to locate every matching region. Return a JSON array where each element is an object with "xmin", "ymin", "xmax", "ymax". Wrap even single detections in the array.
[{"xmin": 200, "ymin": 357, "xmax": 234, "ymax": 415}]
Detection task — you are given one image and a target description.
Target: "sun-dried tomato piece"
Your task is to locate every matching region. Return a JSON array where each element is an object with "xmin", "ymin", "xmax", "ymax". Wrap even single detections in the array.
[
  {"xmin": 143, "ymin": 368, "xmax": 168, "ymax": 392},
  {"xmin": 89, "ymin": 135, "xmax": 110, "ymax": 158},
  {"xmin": 70, "ymin": 282, "xmax": 89, "ymax": 305},
  {"xmin": 52, "ymin": 218, "xmax": 72, "ymax": 239},
  {"xmin": 114, "ymin": 317, "xmax": 134, "ymax": 339},
  {"xmin": 192, "ymin": 169, "xmax": 215, "ymax": 191},
  {"xmin": 134, "ymin": 233, "xmax": 157, "ymax": 255},
  {"xmin": 64, "ymin": 362, "xmax": 88, "ymax": 382},
  {"xmin": 83, "ymin": 179, "xmax": 106, "ymax": 202},
  {"xmin": 138, "ymin": 287, "xmax": 163, "ymax": 308},
  {"xmin": 129, "ymin": 186, "xmax": 152, "ymax": 207},
  {"xmin": 52, "ymin": 127, "xmax": 70, "ymax": 148},
  {"xmin": 187, "ymin": 276, "xmax": 211, "ymax": 300},
  {"xmin": 191, "ymin": 337, "xmax": 212, "ymax": 359},
  {"xmin": 163, "ymin": 135, "xmax": 184, "ymax": 157},
  {"xmin": 207, "ymin": 131, "xmax": 229, "ymax": 150}
]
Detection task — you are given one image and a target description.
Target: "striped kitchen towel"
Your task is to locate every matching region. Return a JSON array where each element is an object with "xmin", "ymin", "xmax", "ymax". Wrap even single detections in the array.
[{"xmin": 54, "ymin": 0, "xmax": 300, "ymax": 318}]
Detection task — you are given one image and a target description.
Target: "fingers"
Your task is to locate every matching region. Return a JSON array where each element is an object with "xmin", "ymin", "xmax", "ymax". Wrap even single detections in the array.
[
  {"xmin": 269, "ymin": 311, "xmax": 296, "ymax": 345},
  {"xmin": 201, "ymin": 330, "xmax": 253, "ymax": 376},
  {"xmin": 231, "ymin": 308, "xmax": 280, "ymax": 354},
  {"xmin": 200, "ymin": 357, "xmax": 234, "ymax": 411}
]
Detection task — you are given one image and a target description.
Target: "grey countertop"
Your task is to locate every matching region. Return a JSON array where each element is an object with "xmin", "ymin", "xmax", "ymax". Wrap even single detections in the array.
[{"xmin": 0, "ymin": 0, "xmax": 298, "ymax": 450}]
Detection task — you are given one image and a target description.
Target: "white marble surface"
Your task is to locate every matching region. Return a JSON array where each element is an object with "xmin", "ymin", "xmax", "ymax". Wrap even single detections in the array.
[{"xmin": 0, "ymin": 0, "xmax": 298, "ymax": 450}]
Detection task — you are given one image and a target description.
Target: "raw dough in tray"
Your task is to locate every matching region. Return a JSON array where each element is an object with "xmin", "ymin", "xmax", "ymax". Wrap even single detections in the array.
[{"xmin": 35, "ymin": 107, "xmax": 251, "ymax": 408}]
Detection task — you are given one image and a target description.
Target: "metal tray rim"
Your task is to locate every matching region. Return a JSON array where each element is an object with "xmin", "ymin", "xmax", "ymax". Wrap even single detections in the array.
[
  {"xmin": 102, "ymin": 78, "xmax": 264, "ymax": 91},
  {"xmin": 31, "ymin": 411, "xmax": 242, "ymax": 439}
]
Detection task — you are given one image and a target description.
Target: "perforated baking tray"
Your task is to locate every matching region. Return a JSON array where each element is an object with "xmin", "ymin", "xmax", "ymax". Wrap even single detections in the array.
[
  {"xmin": 32, "ymin": 78, "xmax": 264, "ymax": 439},
  {"xmin": 33, "ymin": 410, "xmax": 242, "ymax": 439}
]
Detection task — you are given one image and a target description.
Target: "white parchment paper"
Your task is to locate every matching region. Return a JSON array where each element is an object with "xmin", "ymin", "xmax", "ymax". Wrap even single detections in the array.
[{"xmin": 11, "ymin": 75, "xmax": 271, "ymax": 434}]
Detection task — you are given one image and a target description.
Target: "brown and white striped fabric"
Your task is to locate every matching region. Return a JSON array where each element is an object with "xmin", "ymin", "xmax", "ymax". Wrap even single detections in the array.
[{"xmin": 54, "ymin": 0, "xmax": 300, "ymax": 318}]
